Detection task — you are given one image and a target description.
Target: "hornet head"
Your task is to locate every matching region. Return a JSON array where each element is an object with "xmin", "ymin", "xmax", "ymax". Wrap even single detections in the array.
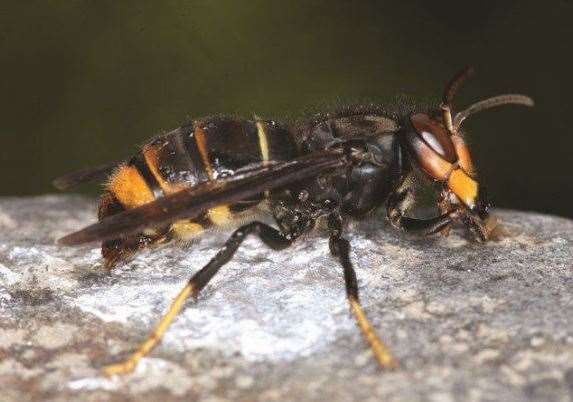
[{"xmin": 402, "ymin": 67, "xmax": 534, "ymax": 240}]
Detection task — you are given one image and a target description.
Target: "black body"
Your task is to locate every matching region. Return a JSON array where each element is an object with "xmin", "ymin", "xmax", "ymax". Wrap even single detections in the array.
[
  {"xmin": 55, "ymin": 68, "xmax": 533, "ymax": 375},
  {"xmin": 89, "ymin": 104, "xmax": 456, "ymax": 265}
]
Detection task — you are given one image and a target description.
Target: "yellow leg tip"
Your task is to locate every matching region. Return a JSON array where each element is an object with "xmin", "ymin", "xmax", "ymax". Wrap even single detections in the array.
[
  {"xmin": 370, "ymin": 341, "xmax": 399, "ymax": 370},
  {"xmin": 349, "ymin": 297, "xmax": 400, "ymax": 371},
  {"xmin": 103, "ymin": 358, "xmax": 138, "ymax": 377},
  {"xmin": 101, "ymin": 283, "xmax": 195, "ymax": 378},
  {"xmin": 376, "ymin": 354, "xmax": 399, "ymax": 370}
]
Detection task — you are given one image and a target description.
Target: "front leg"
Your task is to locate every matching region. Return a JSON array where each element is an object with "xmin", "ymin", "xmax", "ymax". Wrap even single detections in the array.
[
  {"xmin": 437, "ymin": 188, "xmax": 454, "ymax": 237},
  {"xmin": 386, "ymin": 179, "xmax": 457, "ymax": 235},
  {"xmin": 328, "ymin": 213, "xmax": 398, "ymax": 369}
]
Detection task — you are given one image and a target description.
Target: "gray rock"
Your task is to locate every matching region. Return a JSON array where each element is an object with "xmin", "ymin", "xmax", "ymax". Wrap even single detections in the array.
[{"xmin": 0, "ymin": 195, "xmax": 572, "ymax": 402}]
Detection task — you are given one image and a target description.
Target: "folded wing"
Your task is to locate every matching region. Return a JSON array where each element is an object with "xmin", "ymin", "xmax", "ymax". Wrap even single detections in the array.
[
  {"xmin": 58, "ymin": 151, "xmax": 346, "ymax": 245},
  {"xmin": 53, "ymin": 162, "xmax": 118, "ymax": 190}
]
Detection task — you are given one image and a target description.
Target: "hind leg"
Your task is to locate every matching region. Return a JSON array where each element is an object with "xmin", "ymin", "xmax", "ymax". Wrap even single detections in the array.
[{"xmin": 103, "ymin": 221, "xmax": 296, "ymax": 376}]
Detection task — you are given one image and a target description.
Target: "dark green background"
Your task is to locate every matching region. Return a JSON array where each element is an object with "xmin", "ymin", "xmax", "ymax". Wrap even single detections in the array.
[{"xmin": 1, "ymin": 1, "xmax": 571, "ymax": 217}]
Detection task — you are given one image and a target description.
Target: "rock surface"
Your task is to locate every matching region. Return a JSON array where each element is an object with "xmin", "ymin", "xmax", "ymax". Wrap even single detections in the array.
[{"xmin": 0, "ymin": 195, "xmax": 572, "ymax": 402}]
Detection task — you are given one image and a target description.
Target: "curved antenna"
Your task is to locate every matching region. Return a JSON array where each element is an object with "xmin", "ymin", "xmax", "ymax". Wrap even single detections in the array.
[
  {"xmin": 443, "ymin": 66, "xmax": 475, "ymax": 106},
  {"xmin": 441, "ymin": 66, "xmax": 475, "ymax": 133},
  {"xmin": 453, "ymin": 94, "xmax": 534, "ymax": 129}
]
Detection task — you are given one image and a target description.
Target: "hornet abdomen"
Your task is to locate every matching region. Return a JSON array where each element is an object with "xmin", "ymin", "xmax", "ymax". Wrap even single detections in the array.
[{"xmin": 99, "ymin": 117, "xmax": 297, "ymax": 266}]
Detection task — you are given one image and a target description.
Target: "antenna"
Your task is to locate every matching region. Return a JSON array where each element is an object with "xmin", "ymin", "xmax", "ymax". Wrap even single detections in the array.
[
  {"xmin": 441, "ymin": 66, "xmax": 475, "ymax": 134},
  {"xmin": 453, "ymin": 94, "xmax": 534, "ymax": 129}
]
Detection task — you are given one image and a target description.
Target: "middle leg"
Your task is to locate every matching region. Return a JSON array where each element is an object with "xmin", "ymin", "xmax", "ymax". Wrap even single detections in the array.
[
  {"xmin": 386, "ymin": 182, "xmax": 457, "ymax": 235},
  {"xmin": 328, "ymin": 214, "xmax": 398, "ymax": 369}
]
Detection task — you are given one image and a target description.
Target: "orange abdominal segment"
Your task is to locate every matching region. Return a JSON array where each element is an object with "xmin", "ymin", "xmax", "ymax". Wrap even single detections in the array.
[
  {"xmin": 143, "ymin": 145, "xmax": 187, "ymax": 195},
  {"xmin": 109, "ymin": 166, "xmax": 155, "ymax": 209}
]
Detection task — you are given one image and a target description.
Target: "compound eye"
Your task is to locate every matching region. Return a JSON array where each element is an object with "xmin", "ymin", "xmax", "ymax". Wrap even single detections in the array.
[{"xmin": 410, "ymin": 113, "xmax": 457, "ymax": 163}]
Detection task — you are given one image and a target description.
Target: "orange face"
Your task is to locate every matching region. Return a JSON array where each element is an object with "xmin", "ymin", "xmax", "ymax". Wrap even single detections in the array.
[
  {"xmin": 399, "ymin": 67, "xmax": 533, "ymax": 236},
  {"xmin": 406, "ymin": 113, "xmax": 484, "ymax": 213}
]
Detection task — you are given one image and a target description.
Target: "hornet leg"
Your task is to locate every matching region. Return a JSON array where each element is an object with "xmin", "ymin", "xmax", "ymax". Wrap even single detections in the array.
[
  {"xmin": 328, "ymin": 214, "xmax": 398, "ymax": 369},
  {"xmin": 387, "ymin": 184, "xmax": 456, "ymax": 235},
  {"xmin": 103, "ymin": 221, "xmax": 294, "ymax": 376}
]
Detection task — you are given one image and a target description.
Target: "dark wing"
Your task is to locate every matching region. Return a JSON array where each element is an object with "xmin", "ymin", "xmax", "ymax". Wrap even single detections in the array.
[
  {"xmin": 53, "ymin": 162, "xmax": 118, "ymax": 191},
  {"xmin": 58, "ymin": 150, "xmax": 346, "ymax": 246}
]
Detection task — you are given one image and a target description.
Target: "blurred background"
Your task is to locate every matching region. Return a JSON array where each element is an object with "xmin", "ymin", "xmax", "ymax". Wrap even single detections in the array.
[{"xmin": 1, "ymin": 1, "xmax": 571, "ymax": 217}]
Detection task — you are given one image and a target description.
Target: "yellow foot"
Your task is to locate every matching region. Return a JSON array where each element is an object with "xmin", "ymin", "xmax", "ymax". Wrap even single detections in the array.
[
  {"xmin": 349, "ymin": 296, "xmax": 399, "ymax": 370},
  {"xmin": 102, "ymin": 284, "xmax": 196, "ymax": 377},
  {"xmin": 103, "ymin": 358, "xmax": 139, "ymax": 377},
  {"xmin": 376, "ymin": 351, "xmax": 399, "ymax": 370}
]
